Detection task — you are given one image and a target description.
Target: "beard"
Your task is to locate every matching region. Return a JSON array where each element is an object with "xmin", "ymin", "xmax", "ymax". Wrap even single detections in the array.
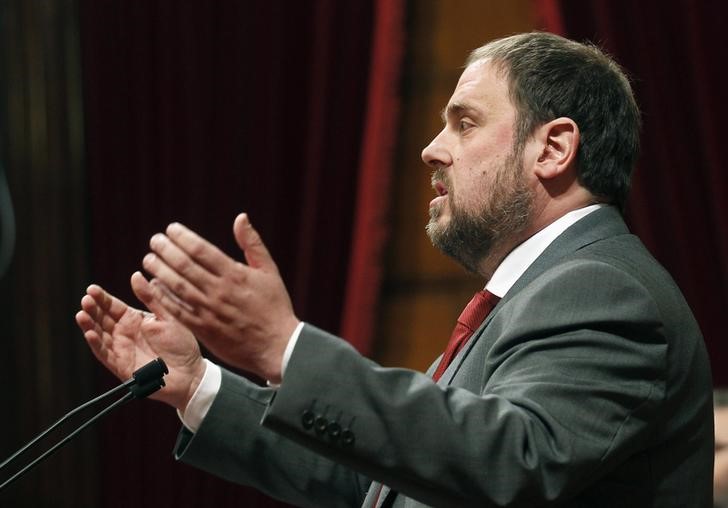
[{"xmin": 426, "ymin": 150, "xmax": 533, "ymax": 274}]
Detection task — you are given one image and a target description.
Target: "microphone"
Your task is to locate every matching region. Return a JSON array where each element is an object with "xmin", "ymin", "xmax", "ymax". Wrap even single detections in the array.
[
  {"xmin": 124, "ymin": 357, "xmax": 169, "ymax": 398},
  {"xmin": 0, "ymin": 357, "xmax": 169, "ymax": 491}
]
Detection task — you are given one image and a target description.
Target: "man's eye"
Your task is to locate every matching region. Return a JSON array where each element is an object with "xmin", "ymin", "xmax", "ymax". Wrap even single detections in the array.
[{"xmin": 459, "ymin": 120, "xmax": 473, "ymax": 132}]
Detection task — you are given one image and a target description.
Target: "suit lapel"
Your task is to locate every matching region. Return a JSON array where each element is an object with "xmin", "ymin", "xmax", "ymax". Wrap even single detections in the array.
[
  {"xmin": 442, "ymin": 207, "xmax": 630, "ymax": 385},
  {"xmin": 501, "ymin": 206, "xmax": 628, "ymax": 305}
]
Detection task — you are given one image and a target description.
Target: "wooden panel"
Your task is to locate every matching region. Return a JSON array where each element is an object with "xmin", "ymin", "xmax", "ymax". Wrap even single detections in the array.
[{"xmin": 373, "ymin": 0, "xmax": 537, "ymax": 368}]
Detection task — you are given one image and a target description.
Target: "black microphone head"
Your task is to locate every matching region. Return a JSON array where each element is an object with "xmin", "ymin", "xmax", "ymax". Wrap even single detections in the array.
[
  {"xmin": 128, "ymin": 358, "xmax": 168, "ymax": 399},
  {"xmin": 132, "ymin": 358, "xmax": 168, "ymax": 386}
]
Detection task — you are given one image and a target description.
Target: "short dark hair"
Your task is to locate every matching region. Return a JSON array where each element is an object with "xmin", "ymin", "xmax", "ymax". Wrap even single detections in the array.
[{"xmin": 467, "ymin": 32, "xmax": 641, "ymax": 211}]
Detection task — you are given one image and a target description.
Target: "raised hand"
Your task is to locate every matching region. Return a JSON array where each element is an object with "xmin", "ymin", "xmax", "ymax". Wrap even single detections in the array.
[
  {"xmin": 140, "ymin": 213, "xmax": 300, "ymax": 383},
  {"xmin": 75, "ymin": 273, "xmax": 206, "ymax": 410}
]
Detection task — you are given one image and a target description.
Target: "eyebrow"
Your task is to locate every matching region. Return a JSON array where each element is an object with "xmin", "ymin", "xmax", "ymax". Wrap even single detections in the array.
[{"xmin": 440, "ymin": 102, "xmax": 479, "ymax": 124}]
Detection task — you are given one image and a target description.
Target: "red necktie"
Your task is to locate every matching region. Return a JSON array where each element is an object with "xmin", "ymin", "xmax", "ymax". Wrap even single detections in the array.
[
  {"xmin": 373, "ymin": 290, "xmax": 500, "ymax": 507},
  {"xmin": 432, "ymin": 289, "xmax": 500, "ymax": 381}
]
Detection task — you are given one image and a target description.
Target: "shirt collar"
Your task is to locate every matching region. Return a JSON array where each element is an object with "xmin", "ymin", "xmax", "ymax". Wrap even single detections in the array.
[{"xmin": 485, "ymin": 204, "xmax": 604, "ymax": 298}]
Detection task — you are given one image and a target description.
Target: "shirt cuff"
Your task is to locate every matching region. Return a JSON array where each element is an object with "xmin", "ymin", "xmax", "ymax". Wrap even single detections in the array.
[
  {"xmin": 267, "ymin": 321, "xmax": 305, "ymax": 388},
  {"xmin": 176, "ymin": 323, "xmax": 305, "ymax": 431},
  {"xmin": 177, "ymin": 358, "xmax": 221, "ymax": 433},
  {"xmin": 282, "ymin": 321, "xmax": 305, "ymax": 378}
]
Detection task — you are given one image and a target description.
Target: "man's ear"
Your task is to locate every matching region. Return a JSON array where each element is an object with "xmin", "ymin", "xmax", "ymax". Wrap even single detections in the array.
[{"xmin": 533, "ymin": 117, "xmax": 579, "ymax": 180}]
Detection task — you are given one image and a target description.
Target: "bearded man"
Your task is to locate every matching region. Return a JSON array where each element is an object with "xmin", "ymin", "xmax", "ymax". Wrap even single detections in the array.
[{"xmin": 77, "ymin": 32, "xmax": 713, "ymax": 507}]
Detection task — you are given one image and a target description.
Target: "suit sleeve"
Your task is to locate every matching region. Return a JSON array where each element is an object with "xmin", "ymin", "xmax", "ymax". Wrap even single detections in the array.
[
  {"xmin": 174, "ymin": 368, "xmax": 371, "ymax": 508},
  {"xmin": 261, "ymin": 259, "xmax": 670, "ymax": 507}
]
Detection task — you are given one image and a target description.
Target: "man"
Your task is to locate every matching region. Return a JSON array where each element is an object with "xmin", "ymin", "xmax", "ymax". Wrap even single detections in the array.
[{"xmin": 76, "ymin": 32, "xmax": 713, "ymax": 507}]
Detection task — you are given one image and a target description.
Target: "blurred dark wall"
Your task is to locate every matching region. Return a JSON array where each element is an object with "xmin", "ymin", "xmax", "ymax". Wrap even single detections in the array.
[{"xmin": 0, "ymin": 0, "xmax": 97, "ymax": 506}]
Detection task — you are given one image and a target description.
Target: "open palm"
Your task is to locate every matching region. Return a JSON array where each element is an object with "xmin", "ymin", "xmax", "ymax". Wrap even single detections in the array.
[{"xmin": 76, "ymin": 274, "xmax": 205, "ymax": 410}]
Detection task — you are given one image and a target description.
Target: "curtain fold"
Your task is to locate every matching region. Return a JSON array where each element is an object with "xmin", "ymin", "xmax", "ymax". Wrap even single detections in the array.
[{"xmin": 341, "ymin": 0, "xmax": 404, "ymax": 354}]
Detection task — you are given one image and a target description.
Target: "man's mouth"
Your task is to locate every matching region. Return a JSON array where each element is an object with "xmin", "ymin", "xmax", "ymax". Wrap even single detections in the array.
[
  {"xmin": 429, "ymin": 169, "xmax": 450, "ymax": 211},
  {"xmin": 430, "ymin": 180, "xmax": 449, "ymax": 210}
]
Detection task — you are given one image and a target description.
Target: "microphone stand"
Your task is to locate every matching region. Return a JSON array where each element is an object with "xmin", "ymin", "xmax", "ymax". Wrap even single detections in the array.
[{"xmin": 0, "ymin": 357, "xmax": 169, "ymax": 492}]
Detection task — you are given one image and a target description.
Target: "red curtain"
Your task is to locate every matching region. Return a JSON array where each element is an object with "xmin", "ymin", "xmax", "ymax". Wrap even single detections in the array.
[
  {"xmin": 341, "ymin": 0, "xmax": 404, "ymax": 354},
  {"xmin": 79, "ymin": 1, "xmax": 402, "ymax": 505},
  {"xmin": 535, "ymin": 0, "xmax": 728, "ymax": 384}
]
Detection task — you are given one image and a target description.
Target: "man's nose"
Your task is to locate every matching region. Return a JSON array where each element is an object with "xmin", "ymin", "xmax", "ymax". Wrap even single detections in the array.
[{"xmin": 421, "ymin": 130, "xmax": 451, "ymax": 169}]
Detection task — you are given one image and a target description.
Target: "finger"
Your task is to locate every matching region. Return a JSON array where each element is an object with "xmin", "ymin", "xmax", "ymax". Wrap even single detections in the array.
[
  {"xmin": 76, "ymin": 309, "xmax": 99, "ymax": 334},
  {"xmin": 80, "ymin": 293, "xmax": 102, "ymax": 319},
  {"xmin": 76, "ymin": 310, "xmax": 104, "ymax": 347},
  {"xmin": 131, "ymin": 271, "xmax": 176, "ymax": 321},
  {"xmin": 80, "ymin": 294, "xmax": 119, "ymax": 335},
  {"xmin": 149, "ymin": 233, "xmax": 217, "ymax": 292},
  {"xmin": 148, "ymin": 278, "xmax": 200, "ymax": 326},
  {"xmin": 164, "ymin": 222, "xmax": 232, "ymax": 276},
  {"xmin": 233, "ymin": 213, "xmax": 278, "ymax": 272},
  {"xmin": 142, "ymin": 251, "xmax": 208, "ymax": 307},
  {"xmin": 83, "ymin": 331, "xmax": 125, "ymax": 380},
  {"xmin": 76, "ymin": 311, "xmax": 105, "ymax": 354},
  {"xmin": 86, "ymin": 284, "xmax": 130, "ymax": 322},
  {"xmin": 77, "ymin": 302, "xmax": 118, "ymax": 355}
]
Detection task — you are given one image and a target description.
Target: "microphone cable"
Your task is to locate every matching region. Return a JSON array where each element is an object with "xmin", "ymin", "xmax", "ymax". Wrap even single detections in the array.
[{"xmin": 0, "ymin": 357, "xmax": 168, "ymax": 491}]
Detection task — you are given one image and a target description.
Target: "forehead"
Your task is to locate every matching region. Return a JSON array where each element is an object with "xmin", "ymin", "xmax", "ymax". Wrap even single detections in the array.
[{"xmin": 444, "ymin": 59, "xmax": 514, "ymax": 121}]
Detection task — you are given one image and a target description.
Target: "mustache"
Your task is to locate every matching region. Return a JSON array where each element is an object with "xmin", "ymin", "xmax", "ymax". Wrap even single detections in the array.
[{"xmin": 431, "ymin": 168, "xmax": 450, "ymax": 190}]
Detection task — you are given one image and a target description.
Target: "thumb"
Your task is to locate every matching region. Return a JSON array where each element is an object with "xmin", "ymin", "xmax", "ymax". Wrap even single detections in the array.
[
  {"xmin": 233, "ymin": 213, "xmax": 277, "ymax": 272},
  {"xmin": 131, "ymin": 271, "xmax": 175, "ymax": 321}
]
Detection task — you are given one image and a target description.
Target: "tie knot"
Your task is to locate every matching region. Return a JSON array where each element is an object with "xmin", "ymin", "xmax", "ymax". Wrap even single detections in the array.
[
  {"xmin": 458, "ymin": 290, "xmax": 500, "ymax": 333},
  {"xmin": 432, "ymin": 289, "xmax": 501, "ymax": 382}
]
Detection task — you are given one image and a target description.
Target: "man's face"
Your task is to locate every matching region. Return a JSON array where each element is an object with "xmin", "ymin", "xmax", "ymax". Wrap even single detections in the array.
[{"xmin": 421, "ymin": 59, "xmax": 533, "ymax": 274}]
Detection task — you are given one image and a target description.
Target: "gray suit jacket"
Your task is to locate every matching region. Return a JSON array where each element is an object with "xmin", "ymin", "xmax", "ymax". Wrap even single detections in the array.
[{"xmin": 175, "ymin": 207, "xmax": 714, "ymax": 507}]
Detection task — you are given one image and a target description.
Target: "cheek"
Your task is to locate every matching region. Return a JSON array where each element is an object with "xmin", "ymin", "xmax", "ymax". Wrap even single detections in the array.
[
  {"xmin": 451, "ymin": 174, "xmax": 486, "ymax": 212},
  {"xmin": 495, "ymin": 126, "xmax": 515, "ymax": 147}
]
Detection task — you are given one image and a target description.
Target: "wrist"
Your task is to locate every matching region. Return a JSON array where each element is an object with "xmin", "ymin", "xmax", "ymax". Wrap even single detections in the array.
[
  {"xmin": 179, "ymin": 358, "xmax": 207, "ymax": 412},
  {"xmin": 260, "ymin": 317, "xmax": 300, "ymax": 384}
]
